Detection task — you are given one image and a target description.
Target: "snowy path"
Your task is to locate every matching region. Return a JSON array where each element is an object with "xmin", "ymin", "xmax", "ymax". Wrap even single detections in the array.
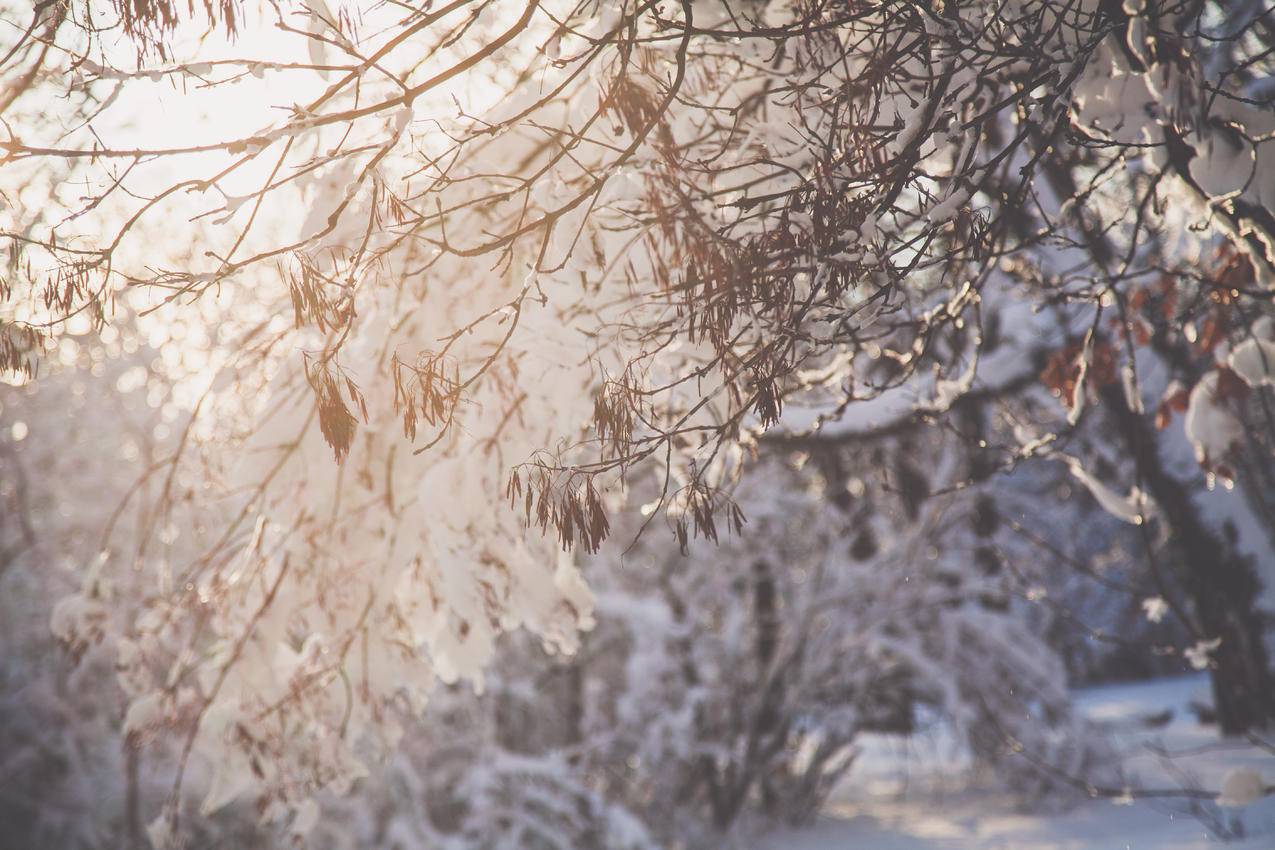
[{"xmin": 757, "ymin": 675, "xmax": 1275, "ymax": 849}]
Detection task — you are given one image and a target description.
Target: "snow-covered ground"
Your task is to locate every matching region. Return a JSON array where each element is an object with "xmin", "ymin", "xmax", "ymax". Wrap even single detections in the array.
[{"xmin": 758, "ymin": 675, "xmax": 1275, "ymax": 849}]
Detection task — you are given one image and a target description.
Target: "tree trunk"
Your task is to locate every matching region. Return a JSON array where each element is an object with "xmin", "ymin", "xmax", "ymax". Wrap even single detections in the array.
[{"xmin": 1103, "ymin": 384, "xmax": 1275, "ymax": 733}]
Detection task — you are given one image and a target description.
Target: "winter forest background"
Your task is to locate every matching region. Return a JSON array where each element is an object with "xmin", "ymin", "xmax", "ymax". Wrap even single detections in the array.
[{"xmin": 3, "ymin": 1, "xmax": 1275, "ymax": 848}]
